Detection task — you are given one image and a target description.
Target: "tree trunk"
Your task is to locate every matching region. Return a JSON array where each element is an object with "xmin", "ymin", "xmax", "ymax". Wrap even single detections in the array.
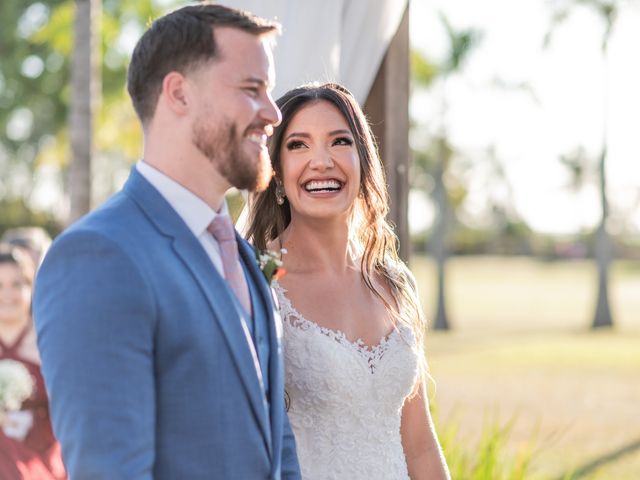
[
  {"xmin": 591, "ymin": 44, "xmax": 614, "ymax": 329},
  {"xmin": 432, "ymin": 140, "xmax": 450, "ymax": 330},
  {"xmin": 592, "ymin": 145, "xmax": 614, "ymax": 328},
  {"xmin": 69, "ymin": 0, "xmax": 100, "ymax": 223}
]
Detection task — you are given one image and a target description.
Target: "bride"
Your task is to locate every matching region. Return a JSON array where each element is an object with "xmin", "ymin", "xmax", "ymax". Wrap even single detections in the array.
[{"xmin": 247, "ymin": 83, "xmax": 450, "ymax": 479}]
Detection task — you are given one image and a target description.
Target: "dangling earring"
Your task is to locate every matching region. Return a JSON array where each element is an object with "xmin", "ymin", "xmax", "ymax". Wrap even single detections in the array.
[{"xmin": 275, "ymin": 181, "xmax": 286, "ymax": 205}]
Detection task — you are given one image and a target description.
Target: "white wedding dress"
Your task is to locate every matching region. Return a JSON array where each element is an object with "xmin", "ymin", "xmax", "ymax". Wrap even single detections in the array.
[{"xmin": 273, "ymin": 282, "xmax": 420, "ymax": 480}]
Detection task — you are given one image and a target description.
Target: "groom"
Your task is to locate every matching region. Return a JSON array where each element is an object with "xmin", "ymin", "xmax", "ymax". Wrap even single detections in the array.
[{"xmin": 33, "ymin": 4, "xmax": 300, "ymax": 479}]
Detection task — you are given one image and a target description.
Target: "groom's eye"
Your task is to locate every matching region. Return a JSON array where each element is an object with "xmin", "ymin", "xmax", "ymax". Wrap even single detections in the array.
[{"xmin": 243, "ymin": 86, "xmax": 259, "ymax": 97}]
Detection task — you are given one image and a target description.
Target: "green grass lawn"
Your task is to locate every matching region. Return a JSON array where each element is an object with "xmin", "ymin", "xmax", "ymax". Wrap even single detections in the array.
[
  {"xmin": 409, "ymin": 255, "xmax": 640, "ymax": 479},
  {"xmin": 410, "ymin": 255, "xmax": 640, "ymax": 334}
]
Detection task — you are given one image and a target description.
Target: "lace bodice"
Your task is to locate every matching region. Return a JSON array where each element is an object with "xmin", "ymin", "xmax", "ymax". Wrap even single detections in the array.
[{"xmin": 274, "ymin": 282, "xmax": 420, "ymax": 480}]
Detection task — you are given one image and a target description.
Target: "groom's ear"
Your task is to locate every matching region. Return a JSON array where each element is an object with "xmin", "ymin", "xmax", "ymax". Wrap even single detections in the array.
[{"xmin": 162, "ymin": 71, "xmax": 189, "ymax": 116}]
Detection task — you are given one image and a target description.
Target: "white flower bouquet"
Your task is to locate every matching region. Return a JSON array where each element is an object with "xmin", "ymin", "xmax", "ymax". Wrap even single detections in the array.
[{"xmin": 0, "ymin": 359, "xmax": 34, "ymax": 412}]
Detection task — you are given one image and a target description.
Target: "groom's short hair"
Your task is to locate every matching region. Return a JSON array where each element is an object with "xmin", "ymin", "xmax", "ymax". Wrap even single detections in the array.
[{"xmin": 127, "ymin": 4, "xmax": 279, "ymax": 125}]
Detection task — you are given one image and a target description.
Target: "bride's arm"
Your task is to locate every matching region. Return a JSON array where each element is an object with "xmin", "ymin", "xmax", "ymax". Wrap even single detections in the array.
[{"xmin": 400, "ymin": 383, "xmax": 451, "ymax": 480}]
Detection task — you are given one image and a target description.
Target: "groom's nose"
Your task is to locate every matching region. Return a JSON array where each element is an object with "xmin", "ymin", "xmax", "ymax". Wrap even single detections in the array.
[{"xmin": 261, "ymin": 92, "xmax": 282, "ymax": 127}]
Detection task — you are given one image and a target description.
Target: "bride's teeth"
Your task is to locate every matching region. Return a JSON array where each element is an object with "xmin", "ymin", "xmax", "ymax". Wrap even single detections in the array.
[{"xmin": 304, "ymin": 180, "xmax": 342, "ymax": 191}]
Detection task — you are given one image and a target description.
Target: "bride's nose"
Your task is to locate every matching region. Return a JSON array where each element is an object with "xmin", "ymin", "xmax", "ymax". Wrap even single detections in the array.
[{"xmin": 309, "ymin": 149, "xmax": 334, "ymax": 170}]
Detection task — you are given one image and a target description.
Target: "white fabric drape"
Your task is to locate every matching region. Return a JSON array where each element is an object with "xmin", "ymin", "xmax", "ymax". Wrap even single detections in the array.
[{"xmin": 223, "ymin": 0, "xmax": 408, "ymax": 104}]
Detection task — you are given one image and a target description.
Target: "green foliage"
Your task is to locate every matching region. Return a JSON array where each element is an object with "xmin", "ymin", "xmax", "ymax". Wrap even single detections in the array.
[
  {"xmin": 545, "ymin": 0, "xmax": 620, "ymax": 52},
  {"xmin": 0, "ymin": 198, "xmax": 62, "ymax": 239},
  {"xmin": 437, "ymin": 12, "xmax": 484, "ymax": 74},
  {"xmin": 0, "ymin": 1, "xmax": 70, "ymax": 179},
  {"xmin": 435, "ymin": 409, "xmax": 538, "ymax": 480},
  {"xmin": 410, "ymin": 49, "xmax": 437, "ymax": 87},
  {"xmin": 409, "ymin": 16, "xmax": 484, "ymax": 240},
  {"xmin": 226, "ymin": 190, "xmax": 246, "ymax": 224},
  {"xmin": 0, "ymin": 0, "xmax": 180, "ymax": 207}
]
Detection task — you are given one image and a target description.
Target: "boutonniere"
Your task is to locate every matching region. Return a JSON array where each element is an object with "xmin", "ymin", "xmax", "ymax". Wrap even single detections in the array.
[{"xmin": 255, "ymin": 247, "xmax": 287, "ymax": 285}]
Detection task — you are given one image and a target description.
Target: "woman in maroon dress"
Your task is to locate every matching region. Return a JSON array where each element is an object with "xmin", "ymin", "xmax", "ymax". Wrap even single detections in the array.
[{"xmin": 0, "ymin": 244, "xmax": 65, "ymax": 479}]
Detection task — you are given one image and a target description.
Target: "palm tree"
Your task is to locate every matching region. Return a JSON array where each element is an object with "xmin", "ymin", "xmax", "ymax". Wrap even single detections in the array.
[
  {"xmin": 69, "ymin": 0, "xmax": 101, "ymax": 223},
  {"xmin": 545, "ymin": 0, "xmax": 624, "ymax": 329},
  {"xmin": 422, "ymin": 14, "xmax": 481, "ymax": 330}
]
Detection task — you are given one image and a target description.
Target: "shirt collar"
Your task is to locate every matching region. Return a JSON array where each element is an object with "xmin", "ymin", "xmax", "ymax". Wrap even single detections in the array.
[{"xmin": 136, "ymin": 160, "xmax": 229, "ymax": 237}]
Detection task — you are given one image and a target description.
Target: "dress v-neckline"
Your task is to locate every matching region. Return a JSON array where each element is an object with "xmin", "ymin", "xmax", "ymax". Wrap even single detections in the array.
[
  {"xmin": 273, "ymin": 281, "xmax": 400, "ymax": 366},
  {"xmin": 0, "ymin": 323, "xmax": 32, "ymax": 356}
]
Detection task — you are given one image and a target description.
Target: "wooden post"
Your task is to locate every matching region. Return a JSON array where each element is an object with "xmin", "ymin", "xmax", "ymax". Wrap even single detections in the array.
[{"xmin": 364, "ymin": 5, "xmax": 410, "ymax": 261}]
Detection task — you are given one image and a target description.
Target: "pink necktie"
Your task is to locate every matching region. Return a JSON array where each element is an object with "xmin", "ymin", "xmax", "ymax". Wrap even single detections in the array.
[{"xmin": 207, "ymin": 215, "xmax": 252, "ymax": 315}]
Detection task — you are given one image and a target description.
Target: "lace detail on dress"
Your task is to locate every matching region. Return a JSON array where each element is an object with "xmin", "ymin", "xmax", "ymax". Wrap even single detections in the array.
[
  {"xmin": 273, "ymin": 281, "xmax": 420, "ymax": 480},
  {"xmin": 273, "ymin": 282, "xmax": 399, "ymax": 374}
]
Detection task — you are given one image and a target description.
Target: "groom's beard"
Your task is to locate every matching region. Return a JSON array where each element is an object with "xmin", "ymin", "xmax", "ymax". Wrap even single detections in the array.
[{"xmin": 193, "ymin": 116, "xmax": 272, "ymax": 192}]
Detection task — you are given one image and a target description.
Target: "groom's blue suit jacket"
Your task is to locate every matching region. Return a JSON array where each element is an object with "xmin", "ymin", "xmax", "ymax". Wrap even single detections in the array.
[{"xmin": 33, "ymin": 169, "xmax": 300, "ymax": 479}]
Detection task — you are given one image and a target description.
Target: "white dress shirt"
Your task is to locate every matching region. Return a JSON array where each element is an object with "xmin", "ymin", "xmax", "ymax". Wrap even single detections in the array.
[{"xmin": 136, "ymin": 160, "xmax": 229, "ymax": 276}]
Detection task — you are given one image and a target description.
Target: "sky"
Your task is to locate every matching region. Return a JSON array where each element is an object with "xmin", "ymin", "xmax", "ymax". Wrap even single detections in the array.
[{"xmin": 408, "ymin": 0, "xmax": 640, "ymax": 235}]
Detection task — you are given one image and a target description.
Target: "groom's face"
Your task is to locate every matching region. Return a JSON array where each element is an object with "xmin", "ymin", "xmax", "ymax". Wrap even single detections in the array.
[{"xmin": 189, "ymin": 27, "xmax": 281, "ymax": 192}]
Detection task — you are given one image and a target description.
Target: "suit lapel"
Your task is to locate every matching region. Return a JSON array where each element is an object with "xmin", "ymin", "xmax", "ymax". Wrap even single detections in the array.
[
  {"xmin": 237, "ymin": 239, "xmax": 270, "ymax": 316},
  {"xmin": 238, "ymin": 239, "xmax": 285, "ymax": 462},
  {"xmin": 266, "ymin": 297, "xmax": 285, "ymax": 466},
  {"xmin": 123, "ymin": 169, "xmax": 271, "ymax": 445},
  {"xmin": 172, "ymin": 238, "xmax": 271, "ymax": 439}
]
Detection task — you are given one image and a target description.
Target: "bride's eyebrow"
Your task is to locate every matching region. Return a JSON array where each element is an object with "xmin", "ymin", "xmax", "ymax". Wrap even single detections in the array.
[
  {"xmin": 285, "ymin": 129, "xmax": 352, "ymax": 141},
  {"xmin": 328, "ymin": 129, "xmax": 352, "ymax": 136},
  {"xmin": 285, "ymin": 132, "xmax": 310, "ymax": 140}
]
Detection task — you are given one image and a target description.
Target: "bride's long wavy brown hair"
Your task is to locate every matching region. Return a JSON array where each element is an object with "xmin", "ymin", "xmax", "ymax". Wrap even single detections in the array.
[{"xmin": 246, "ymin": 83, "xmax": 428, "ymax": 392}]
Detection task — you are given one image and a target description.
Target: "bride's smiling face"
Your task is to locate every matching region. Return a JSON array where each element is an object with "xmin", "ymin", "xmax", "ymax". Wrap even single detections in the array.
[{"xmin": 279, "ymin": 100, "xmax": 361, "ymax": 222}]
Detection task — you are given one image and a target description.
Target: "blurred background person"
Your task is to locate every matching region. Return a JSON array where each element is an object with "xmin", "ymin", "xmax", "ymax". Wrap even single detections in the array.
[
  {"xmin": 1, "ymin": 227, "xmax": 53, "ymax": 269},
  {"xmin": 0, "ymin": 244, "xmax": 65, "ymax": 479}
]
